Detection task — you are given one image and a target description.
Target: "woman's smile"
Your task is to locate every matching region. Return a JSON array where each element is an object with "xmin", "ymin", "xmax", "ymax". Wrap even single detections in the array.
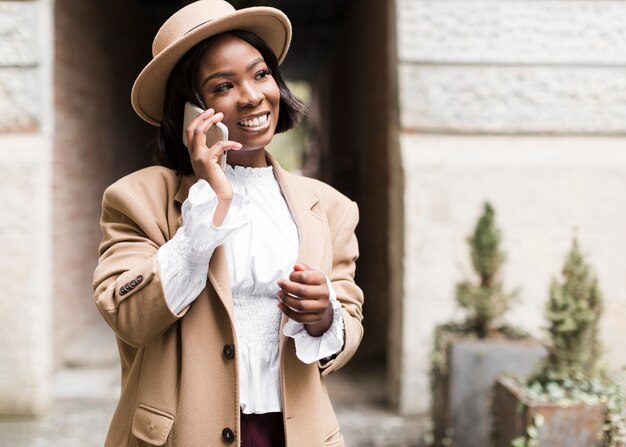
[{"xmin": 237, "ymin": 112, "xmax": 270, "ymax": 131}]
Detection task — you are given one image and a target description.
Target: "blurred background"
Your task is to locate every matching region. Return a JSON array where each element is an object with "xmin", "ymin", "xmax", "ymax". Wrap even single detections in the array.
[{"xmin": 1, "ymin": 0, "xmax": 626, "ymax": 445}]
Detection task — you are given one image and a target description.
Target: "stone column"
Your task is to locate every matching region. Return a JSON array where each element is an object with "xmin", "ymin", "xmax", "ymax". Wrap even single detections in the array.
[
  {"xmin": 0, "ymin": 0, "xmax": 53, "ymax": 415},
  {"xmin": 393, "ymin": 0, "xmax": 626, "ymax": 414}
]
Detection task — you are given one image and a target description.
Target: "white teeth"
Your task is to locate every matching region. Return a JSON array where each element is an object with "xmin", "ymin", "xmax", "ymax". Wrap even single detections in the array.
[{"xmin": 239, "ymin": 114, "xmax": 268, "ymax": 128}]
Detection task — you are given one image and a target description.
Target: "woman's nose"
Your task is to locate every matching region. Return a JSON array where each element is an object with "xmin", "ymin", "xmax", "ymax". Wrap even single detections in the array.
[{"xmin": 238, "ymin": 82, "xmax": 264, "ymax": 107}]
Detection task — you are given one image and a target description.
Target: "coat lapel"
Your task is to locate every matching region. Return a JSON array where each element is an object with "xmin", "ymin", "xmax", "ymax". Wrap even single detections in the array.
[
  {"xmin": 267, "ymin": 153, "xmax": 328, "ymax": 347},
  {"xmin": 267, "ymin": 153, "xmax": 325, "ymax": 269}
]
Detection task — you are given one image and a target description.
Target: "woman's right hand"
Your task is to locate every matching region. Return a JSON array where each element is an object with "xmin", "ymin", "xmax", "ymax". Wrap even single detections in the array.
[
  {"xmin": 185, "ymin": 108, "xmax": 242, "ymax": 203},
  {"xmin": 185, "ymin": 108, "xmax": 242, "ymax": 226}
]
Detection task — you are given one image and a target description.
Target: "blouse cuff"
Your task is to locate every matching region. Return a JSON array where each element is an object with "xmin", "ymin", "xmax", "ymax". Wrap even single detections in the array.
[
  {"xmin": 157, "ymin": 179, "xmax": 250, "ymax": 314},
  {"xmin": 282, "ymin": 274, "xmax": 345, "ymax": 365},
  {"xmin": 180, "ymin": 179, "xmax": 250, "ymax": 250}
]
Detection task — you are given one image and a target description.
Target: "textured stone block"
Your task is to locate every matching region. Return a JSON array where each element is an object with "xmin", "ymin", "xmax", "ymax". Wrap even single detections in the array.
[
  {"xmin": 398, "ymin": 0, "xmax": 626, "ymax": 65},
  {"xmin": 0, "ymin": 2, "xmax": 39, "ymax": 66},
  {"xmin": 0, "ymin": 67, "xmax": 40, "ymax": 132},
  {"xmin": 0, "ymin": 162, "xmax": 37, "ymax": 230},
  {"xmin": 399, "ymin": 65, "xmax": 626, "ymax": 133}
]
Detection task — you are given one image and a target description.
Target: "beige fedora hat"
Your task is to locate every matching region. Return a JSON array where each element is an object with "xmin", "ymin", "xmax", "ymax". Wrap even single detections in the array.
[{"xmin": 131, "ymin": 0, "xmax": 291, "ymax": 126}]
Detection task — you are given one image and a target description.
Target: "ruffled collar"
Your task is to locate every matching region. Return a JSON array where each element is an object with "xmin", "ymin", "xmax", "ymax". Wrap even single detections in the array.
[{"xmin": 225, "ymin": 164, "xmax": 275, "ymax": 185}]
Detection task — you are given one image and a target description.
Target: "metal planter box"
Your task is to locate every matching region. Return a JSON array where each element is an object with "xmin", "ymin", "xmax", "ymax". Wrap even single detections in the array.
[
  {"xmin": 432, "ymin": 338, "xmax": 546, "ymax": 447},
  {"xmin": 493, "ymin": 377, "xmax": 606, "ymax": 447}
]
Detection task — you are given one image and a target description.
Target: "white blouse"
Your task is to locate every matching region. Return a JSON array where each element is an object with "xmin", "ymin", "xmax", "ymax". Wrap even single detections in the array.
[{"xmin": 156, "ymin": 165, "xmax": 344, "ymax": 414}]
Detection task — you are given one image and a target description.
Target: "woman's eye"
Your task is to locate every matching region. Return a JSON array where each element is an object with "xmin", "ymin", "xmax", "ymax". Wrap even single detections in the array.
[
  {"xmin": 213, "ymin": 82, "xmax": 232, "ymax": 93},
  {"xmin": 255, "ymin": 69, "xmax": 271, "ymax": 80}
]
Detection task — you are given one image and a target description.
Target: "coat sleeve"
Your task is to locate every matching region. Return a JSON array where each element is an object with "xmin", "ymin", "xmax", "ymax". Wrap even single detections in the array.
[
  {"xmin": 318, "ymin": 200, "xmax": 364, "ymax": 376},
  {"xmin": 93, "ymin": 181, "xmax": 186, "ymax": 348}
]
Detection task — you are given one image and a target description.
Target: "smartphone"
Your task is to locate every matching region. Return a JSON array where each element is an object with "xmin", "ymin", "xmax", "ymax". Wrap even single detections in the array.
[{"xmin": 182, "ymin": 102, "xmax": 229, "ymax": 170}]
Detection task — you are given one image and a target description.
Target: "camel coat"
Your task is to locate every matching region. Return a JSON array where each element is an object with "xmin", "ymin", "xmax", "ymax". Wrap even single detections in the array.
[{"xmin": 93, "ymin": 154, "xmax": 363, "ymax": 447}]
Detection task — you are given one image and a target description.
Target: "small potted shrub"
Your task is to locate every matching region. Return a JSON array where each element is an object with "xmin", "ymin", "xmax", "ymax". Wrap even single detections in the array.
[
  {"xmin": 431, "ymin": 203, "xmax": 547, "ymax": 447},
  {"xmin": 493, "ymin": 238, "xmax": 626, "ymax": 447}
]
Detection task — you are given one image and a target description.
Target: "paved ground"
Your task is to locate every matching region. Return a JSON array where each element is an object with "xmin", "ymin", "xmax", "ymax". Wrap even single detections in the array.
[
  {"xmin": 326, "ymin": 364, "xmax": 428, "ymax": 447},
  {"xmin": 0, "ymin": 323, "xmax": 427, "ymax": 446}
]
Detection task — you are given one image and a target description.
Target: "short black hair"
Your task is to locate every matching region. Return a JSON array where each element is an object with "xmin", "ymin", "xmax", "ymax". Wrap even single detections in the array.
[{"xmin": 156, "ymin": 30, "xmax": 306, "ymax": 175}]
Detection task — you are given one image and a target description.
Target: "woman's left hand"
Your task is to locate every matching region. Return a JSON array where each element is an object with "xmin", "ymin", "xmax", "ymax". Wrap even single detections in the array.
[{"xmin": 277, "ymin": 263, "xmax": 334, "ymax": 337}]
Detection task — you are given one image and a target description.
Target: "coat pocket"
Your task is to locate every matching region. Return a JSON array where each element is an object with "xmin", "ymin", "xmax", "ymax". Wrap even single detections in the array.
[
  {"xmin": 324, "ymin": 426, "xmax": 345, "ymax": 447},
  {"xmin": 131, "ymin": 404, "xmax": 175, "ymax": 446}
]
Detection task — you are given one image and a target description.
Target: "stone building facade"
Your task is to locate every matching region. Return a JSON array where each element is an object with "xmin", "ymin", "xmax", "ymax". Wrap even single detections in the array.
[{"xmin": 392, "ymin": 0, "xmax": 626, "ymax": 414}]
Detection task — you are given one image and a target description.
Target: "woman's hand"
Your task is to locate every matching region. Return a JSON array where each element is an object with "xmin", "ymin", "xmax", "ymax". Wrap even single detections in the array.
[
  {"xmin": 277, "ymin": 263, "xmax": 334, "ymax": 337},
  {"xmin": 185, "ymin": 108, "xmax": 242, "ymax": 225}
]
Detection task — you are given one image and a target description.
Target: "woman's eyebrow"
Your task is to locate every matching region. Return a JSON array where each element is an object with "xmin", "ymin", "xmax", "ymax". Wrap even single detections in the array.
[
  {"xmin": 201, "ymin": 58, "xmax": 266, "ymax": 87},
  {"xmin": 202, "ymin": 70, "xmax": 233, "ymax": 87},
  {"xmin": 247, "ymin": 57, "xmax": 264, "ymax": 70}
]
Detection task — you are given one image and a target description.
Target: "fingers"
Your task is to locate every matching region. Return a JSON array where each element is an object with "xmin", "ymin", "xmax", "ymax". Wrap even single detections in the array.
[
  {"xmin": 277, "ymin": 290, "xmax": 320, "ymax": 313},
  {"xmin": 276, "ymin": 264, "xmax": 331, "ymax": 323},
  {"xmin": 277, "ymin": 289, "xmax": 330, "ymax": 324},
  {"xmin": 185, "ymin": 109, "xmax": 241, "ymax": 165},
  {"xmin": 185, "ymin": 108, "xmax": 215, "ymax": 148},
  {"xmin": 210, "ymin": 139, "xmax": 243, "ymax": 153},
  {"xmin": 186, "ymin": 109, "xmax": 238, "ymax": 150},
  {"xmin": 277, "ymin": 280, "xmax": 326, "ymax": 301},
  {"xmin": 195, "ymin": 111, "xmax": 224, "ymax": 136},
  {"xmin": 276, "ymin": 263, "xmax": 327, "ymax": 299},
  {"xmin": 287, "ymin": 263, "xmax": 325, "ymax": 285},
  {"xmin": 189, "ymin": 139, "xmax": 240, "ymax": 162},
  {"xmin": 183, "ymin": 107, "xmax": 239, "ymax": 196},
  {"xmin": 278, "ymin": 302, "xmax": 327, "ymax": 324}
]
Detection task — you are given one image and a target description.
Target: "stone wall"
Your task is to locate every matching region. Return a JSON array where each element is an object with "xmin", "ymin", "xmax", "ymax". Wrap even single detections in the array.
[
  {"xmin": 0, "ymin": 0, "xmax": 53, "ymax": 415},
  {"xmin": 395, "ymin": 0, "xmax": 626, "ymax": 414},
  {"xmin": 0, "ymin": 1, "xmax": 42, "ymax": 132}
]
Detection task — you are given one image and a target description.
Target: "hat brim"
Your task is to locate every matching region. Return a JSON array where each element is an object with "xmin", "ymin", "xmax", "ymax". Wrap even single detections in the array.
[{"xmin": 131, "ymin": 7, "xmax": 291, "ymax": 126}]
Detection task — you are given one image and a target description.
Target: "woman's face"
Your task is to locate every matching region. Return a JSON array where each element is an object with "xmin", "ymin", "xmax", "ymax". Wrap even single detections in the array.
[{"xmin": 196, "ymin": 35, "xmax": 280, "ymax": 152}]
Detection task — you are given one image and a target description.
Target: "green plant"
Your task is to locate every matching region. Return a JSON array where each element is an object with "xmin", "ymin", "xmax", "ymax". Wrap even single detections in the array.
[
  {"xmin": 535, "ymin": 238, "xmax": 602, "ymax": 384},
  {"xmin": 511, "ymin": 413, "xmax": 544, "ymax": 447},
  {"xmin": 455, "ymin": 202, "xmax": 518, "ymax": 337},
  {"xmin": 515, "ymin": 239, "xmax": 625, "ymax": 447}
]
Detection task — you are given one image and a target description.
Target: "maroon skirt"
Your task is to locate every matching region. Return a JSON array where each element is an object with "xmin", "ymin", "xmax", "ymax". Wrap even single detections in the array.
[{"xmin": 240, "ymin": 411, "xmax": 285, "ymax": 447}]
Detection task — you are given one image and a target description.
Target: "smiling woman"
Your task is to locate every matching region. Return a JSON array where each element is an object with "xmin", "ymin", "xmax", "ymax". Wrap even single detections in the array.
[{"xmin": 92, "ymin": 1, "xmax": 364, "ymax": 446}]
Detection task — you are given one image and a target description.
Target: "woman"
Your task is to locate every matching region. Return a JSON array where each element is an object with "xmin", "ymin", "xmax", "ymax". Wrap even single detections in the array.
[{"xmin": 93, "ymin": 1, "xmax": 363, "ymax": 446}]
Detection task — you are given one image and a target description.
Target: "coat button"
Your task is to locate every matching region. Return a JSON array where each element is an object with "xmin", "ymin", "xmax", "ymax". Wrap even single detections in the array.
[
  {"xmin": 223, "ymin": 344, "xmax": 235, "ymax": 360},
  {"xmin": 119, "ymin": 287, "xmax": 127, "ymax": 296},
  {"xmin": 136, "ymin": 275, "xmax": 144, "ymax": 284},
  {"xmin": 221, "ymin": 427, "xmax": 235, "ymax": 443}
]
